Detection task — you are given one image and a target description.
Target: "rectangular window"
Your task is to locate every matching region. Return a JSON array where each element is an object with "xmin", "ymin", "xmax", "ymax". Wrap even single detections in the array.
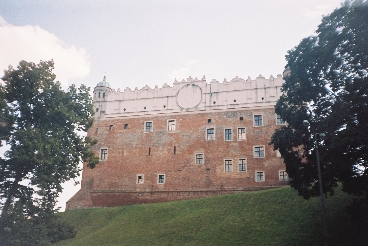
[
  {"xmin": 124, "ymin": 124, "xmax": 128, "ymax": 129},
  {"xmin": 137, "ymin": 175, "xmax": 144, "ymax": 184},
  {"xmin": 168, "ymin": 120, "xmax": 176, "ymax": 131},
  {"xmin": 206, "ymin": 128, "xmax": 215, "ymax": 140},
  {"xmin": 195, "ymin": 153, "xmax": 204, "ymax": 164},
  {"xmin": 208, "ymin": 119, "xmax": 211, "ymax": 124},
  {"xmin": 145, "ymin": 121, "xmax": 153, "ymax": 132},
  {"xmin": 254, "ymin": 115, "xmax": 263, "ymax": 126},
  {"xmin": 158, "ymin": 174, "xmax": 165, "ymax": 184},
  {"xmin": 100, "ymin": 148, "xmax": 108, "ymax": 161},
  {"xmin": 254, "ymin": 146, "xmax": 265, "ymax": 158},
  {"xmin": 279, "ymin": 171, "xmax": 288, "ymax": 181},
  {"xmin": 237, "ymin": 127, "xmax": 246, "ymax": 140},
  {"xmin": 224, "ymin": 159, "xmax": 233, "ymax": 172},
  {"xmin": 109, "ymin": 125, "xmax": 113, "ymax": 130},
  {"xmin": 224, "ymin": 129, "xmax": 232, "ymax": 141},
  {"xmin": 238, "ymin": 158, "xmax": 247, "ymax": 172},
  {"xmin": 256, "ymin": 171, "xmax": 265, "ymax": 182},
  {"xmin": 276, "ymin": 114, "xmax": 285, "ymax": 125}
]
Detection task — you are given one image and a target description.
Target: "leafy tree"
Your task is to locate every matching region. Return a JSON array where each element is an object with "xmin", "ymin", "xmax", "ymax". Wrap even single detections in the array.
[
  {"xmin": 0, "ymin": 60, "xmax": 99, "ymax": 245},
  {"xmin": 271, "ymin": 0, "xmax": 368, "ymax": 199}
]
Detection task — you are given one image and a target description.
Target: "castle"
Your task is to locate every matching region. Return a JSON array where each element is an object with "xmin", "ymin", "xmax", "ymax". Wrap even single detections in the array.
[{"xmin": 66, "ymin": 74, "xmax": 287, "ymax": 210}]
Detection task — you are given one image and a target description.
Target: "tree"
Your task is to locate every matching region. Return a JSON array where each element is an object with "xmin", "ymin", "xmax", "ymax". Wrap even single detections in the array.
[
  {"xmin": 271, "ymin": 0, "xmax": 368, "ymax": 199},
  {"xmin": 0, "ymin": 60, "xmax": 99, "ymax": 245}
]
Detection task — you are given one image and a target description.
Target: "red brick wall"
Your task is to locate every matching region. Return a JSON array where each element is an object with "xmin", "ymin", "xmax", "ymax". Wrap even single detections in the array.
[{"xmin": 66, "ymin": 107, "xmax": 287, "ymax": 209}]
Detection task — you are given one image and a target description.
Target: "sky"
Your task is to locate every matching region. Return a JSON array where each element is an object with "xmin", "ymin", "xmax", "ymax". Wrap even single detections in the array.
[{"xmin": 0, "ymin": 0, "xmax": 344, "ymax": 211}]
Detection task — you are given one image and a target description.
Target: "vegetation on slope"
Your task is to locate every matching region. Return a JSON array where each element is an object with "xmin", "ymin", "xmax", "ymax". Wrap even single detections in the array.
[{"xmin": 55, "ymin": 187, "xmax": 367, "ymax": 246}]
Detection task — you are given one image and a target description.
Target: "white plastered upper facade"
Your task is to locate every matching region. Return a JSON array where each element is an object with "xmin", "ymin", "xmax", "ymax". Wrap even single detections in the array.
[{"xmin": 93, "ymin": 74, "xmax": 285, "ymax": 119}]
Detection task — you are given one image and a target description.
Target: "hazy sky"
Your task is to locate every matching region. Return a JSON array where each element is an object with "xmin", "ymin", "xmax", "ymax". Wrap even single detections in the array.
[{"xmin": 0, "ymin": 0, "xmax": 343, "ymax": 211}]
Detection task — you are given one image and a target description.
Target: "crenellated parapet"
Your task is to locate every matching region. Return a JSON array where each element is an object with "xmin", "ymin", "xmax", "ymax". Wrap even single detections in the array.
[{"xmin": 93, "ymin": 74, "xmax": 285, "ymax": 119}]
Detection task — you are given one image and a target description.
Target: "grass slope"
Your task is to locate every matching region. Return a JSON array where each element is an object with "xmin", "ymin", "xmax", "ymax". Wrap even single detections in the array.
[{"xmin": 55, "ymin": 187, "xmax": 366, "ymax": 246}]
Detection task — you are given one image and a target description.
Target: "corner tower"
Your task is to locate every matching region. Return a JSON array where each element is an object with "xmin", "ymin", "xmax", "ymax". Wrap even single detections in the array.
[{"xmin": 93, "ymin": 76, "xmax": 112, "ymax": 118}]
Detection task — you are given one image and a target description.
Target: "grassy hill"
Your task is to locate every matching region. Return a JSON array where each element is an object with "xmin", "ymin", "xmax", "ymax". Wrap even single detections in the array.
[{"xmin": 55, "ymin": 186, "xmax": 367, "ymax": 246}]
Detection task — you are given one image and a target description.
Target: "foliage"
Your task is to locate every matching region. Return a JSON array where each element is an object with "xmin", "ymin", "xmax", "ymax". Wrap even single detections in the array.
[
  {"xmin": 270, "ymin": 0, "xmax": 368, "ymax": 199},
  {"xmin": 0, "ymin": 213, "xmax": 76, "ymax": 246},
  {"xmin": 0, "ymin": 60, "xmax": 99, "ymax": 244},
  {"xmin": 55, "ymin": 187, "xmax": 367, "ymax": 246}
]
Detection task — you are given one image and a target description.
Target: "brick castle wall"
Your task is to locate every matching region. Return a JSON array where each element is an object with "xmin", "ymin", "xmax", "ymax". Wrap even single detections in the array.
[
  {"xmin": 66, "ymin": 75, "xmax": 287, "ymax": 210},
  {"xmin": 66, "ymin": 107, "xmax": 287, "ymax": 210}
]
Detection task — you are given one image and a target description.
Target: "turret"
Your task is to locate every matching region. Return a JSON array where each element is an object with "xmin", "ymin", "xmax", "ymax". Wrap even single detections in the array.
[
  {"xmin": 93, "ymin": 76, "xmax": 112, "ymax": 101},
  {"xmin": 93, "ymin": 76, "xmax": 112, "ymax": 118}
]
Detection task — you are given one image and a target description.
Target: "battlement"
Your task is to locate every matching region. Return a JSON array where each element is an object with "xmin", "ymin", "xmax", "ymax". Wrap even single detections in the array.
[{"xmin": 93, "ymin": 74, "xmax": 285, "ymax": 119}]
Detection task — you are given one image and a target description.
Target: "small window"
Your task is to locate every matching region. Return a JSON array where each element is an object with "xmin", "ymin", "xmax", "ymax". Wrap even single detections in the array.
[
  {"xmin": 279, "ymin": 171, "xmax": 288, "ymax": 181},
  {"xmin": 224, "ymin": 159, "xmax": 233, "ymax": 172},
  {"xmin": 98, "ymin": 92, "xmax": 101, "ymax": 98},
  {"xmin": 124, "ymin": 124, "xmax": 128, "ymax": 129},
  {"xmin": 206, "ymin": 128, "xmax": 215, "ymax": 140},
  {"xmin": 254, "ymin": 115, "xmax": 263, "ymax": 126},
  {"xmin": 237, "ymin": 127, "xmax": 246, "ymax": 140},
  {"xmin": 148, "ymin": 147, "xmax": 151, "ymax": 156},
  {"xmin": 195, "ymin": 153, "xmax": 204, "ymax": 165},
  {"xmin": 137, "ymin": 175, "xmax": 144, "ymax": 184},
  {"xmin": 224, "ymin": 129, "xmax": 232, "ymax": 141},
  {"xmin": 240, "ymin": 116, "xmax": 243, "ymax": 121},
  {"xmin": 174, "ymin": 146, "xmax": 176, "ymax": 155},
  {"xmin": 96, "ymin": 108, "xmax": 99, "ymax": 112},
  {"xmin": 254, "ymin": 145, "xmax": 265, "ymax": 158},
  {"xmin": 102, "ymin": 93, "xmax": 105, "ymax": 98},
  {"xmin": 168, "ymin": 120, "xmax": 176, "ymax": 131},
  {"xmin": 109, "ymin": 125, "xmax": 113, "ymax": 130},
  {"xmin": 158, "ymin": 174, "xmax": 165, "ymax": 184},
  {"xmin": 256, "ymin": 171, "xmax": 265, "ymax": 182},
  {"xmin": 238, "ymin": 158, "xmax": 247, "ymax": 172},
  {"xmin": 145, "ymin": 121, "xmax": 153, "ymax": 132},
  {"xmin": 100, "ymin": 148, "xmax": 108, "ymax": 161},
  {"xmin": 276, "ymin": 114, "xmax": 286, "ymax": 125},
  {"xmin": 208, "ymin": 119, "xmax": 212, "ymax": 124}
]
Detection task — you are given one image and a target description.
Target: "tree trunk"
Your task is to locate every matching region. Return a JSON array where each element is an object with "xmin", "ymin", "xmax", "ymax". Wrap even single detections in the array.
[{"xmin": 1, "ymin": 176, "xmax": 20, "ymax": 217}]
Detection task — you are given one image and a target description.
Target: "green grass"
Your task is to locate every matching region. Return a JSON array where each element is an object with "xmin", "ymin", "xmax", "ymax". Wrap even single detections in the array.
[{"xmin": 55, "ymin": 186, "xmax": 367, "ymax": 246}]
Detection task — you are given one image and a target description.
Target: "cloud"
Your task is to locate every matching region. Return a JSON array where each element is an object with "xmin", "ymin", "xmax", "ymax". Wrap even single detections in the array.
[
  {"xmin": 303, "ymin": 0, "xmax": 342, "ymax": 20},
  {"xmin": 0, "ymin": 16, "xmax": 90, "ymax": 87},
  {"xmin": 167, "ymin": 59, "xmax": 201, "ymax": 82}
]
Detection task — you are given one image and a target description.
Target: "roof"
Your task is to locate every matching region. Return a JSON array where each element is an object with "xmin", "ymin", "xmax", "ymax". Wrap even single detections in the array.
[{"xmin": 96, "ymin": 76, "xmax": 111, "ymax": 88}]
